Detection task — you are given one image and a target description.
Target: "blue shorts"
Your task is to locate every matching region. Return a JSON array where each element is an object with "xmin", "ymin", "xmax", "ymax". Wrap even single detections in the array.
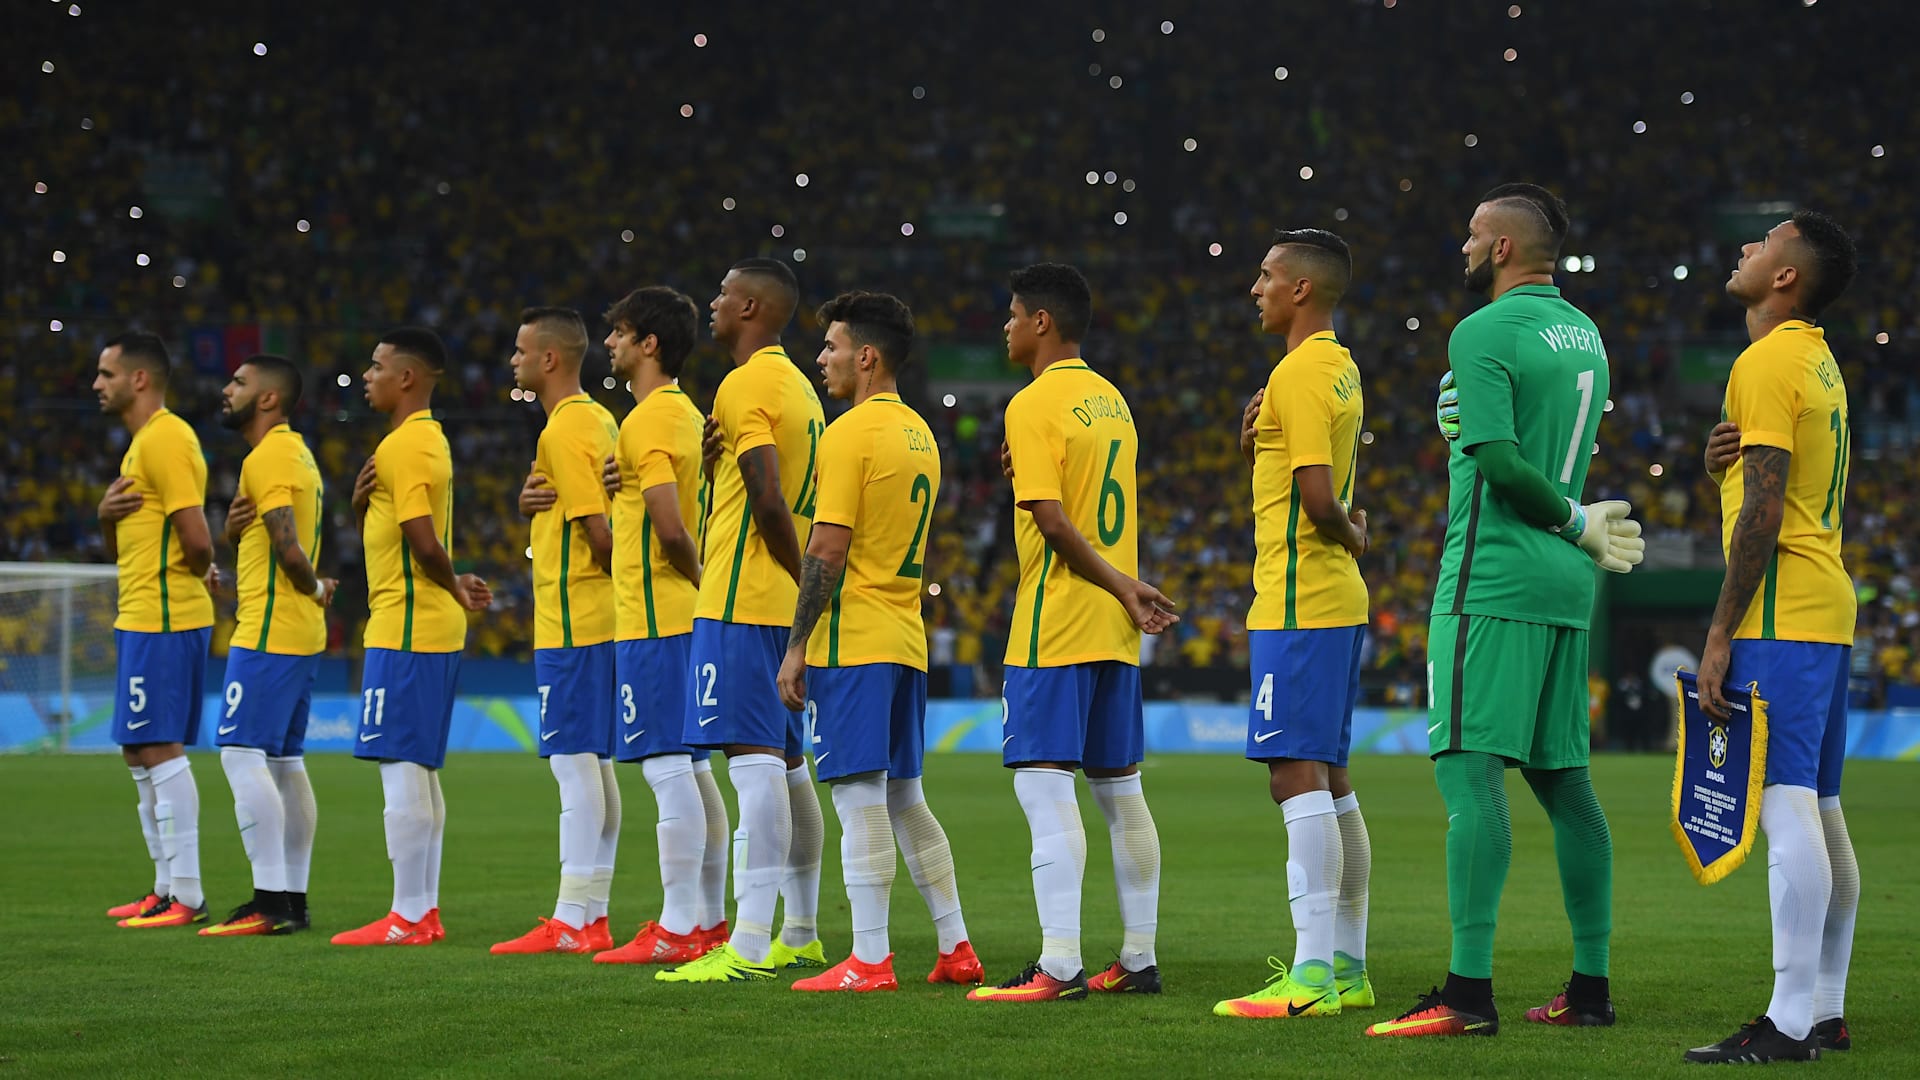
[
  {"xmin": 1001, "ymin": 661, "xmax": 1143, "ymax": 770},
  {"xmin": 112, "ymin": 628, "xmax": 212, "ymax": 746},
  {"xmin": 685, "ymin": 619, "xmax": 806, "ymax": 756},
  {"xmin": 215, "ymin": 648, "xmax": 319, "ymax": 757},
  {"xmin": 536, "ymin": 643, "xmax": 616, "ymax": 758},
  {"xmin": 809, "ymin": 663, "xmax": 927, "ymax": 782},
  {"xmin": 1246, "ymin": 626, "xmax": 1365, "ymax": 765},
  {"xmin": 1728, "ymin": 640, "xmax": 1850, "ymax": 797},
  {"xmin": 615, "ymin": 636, "xmax": 709, "ymax": 763},
  {"xmin": 353, "ymin": 649, "xmax": 462, "ymax": 770}
]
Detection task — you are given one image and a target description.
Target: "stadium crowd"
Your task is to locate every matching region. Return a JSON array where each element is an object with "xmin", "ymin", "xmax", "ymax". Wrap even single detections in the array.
[{"xmin": 6, "ymin": 0, "xmax": 1917, "ymax": 705}]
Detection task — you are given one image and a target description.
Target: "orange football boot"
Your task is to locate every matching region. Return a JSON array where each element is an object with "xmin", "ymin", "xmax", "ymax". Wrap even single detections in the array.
[
  {"xmin": 594, "ymin": 921, "xmax": 710, "ymax": 964},
  {"xmin": 928, "ymin": 941, "xmax": 986, "ymax": 985},
  {"xmin": 794, "ymin": 954, "xmax": 899, "ymax": 993},
  {"xmin": 419, "ymin": 909, "xmax": 446, "ymax": 941},
  {"xmin": 331, "ymin": 911, "xmax": 431, "ymax": 946},
  {"xmin": 118, "ymin": 898, "xmax": 208, "ymax": 928},
  {"xmin": 490, "ymin": 917, "xmax": 591, "ymax": 955},
  {"xmin": 107, "ymin": 892, "xmax": 166, "ymax": 919},
  {"xmin": 586, "ymin": 916, "xmax": 614, "ymax": 952}
]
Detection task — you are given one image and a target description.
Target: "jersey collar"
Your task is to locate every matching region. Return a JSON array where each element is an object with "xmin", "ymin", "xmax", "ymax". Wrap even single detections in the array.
[
  {"xmin": 865, "ymin": 391, "xmax": 904, "ymax": 405},
  {"xmin": 749, "ymin": 345, "xmax": 790, "ymax": 364},
  {"xmin": 1497, "ymin": 284, "xmax": 1562, "ymax": 302},
  {"xmin": 266, "ymin": 422, "xmax": 293, "ymax": 437},
  {"xmin": 550, "ymin": 391, "xmax": 592, "ymax": 412},
  {"xmin": 1042, "ymin": 358, "xmax": 1091, "ymax": 375},
  {"xmin": 1768, "ymin": 319, "xmax": 1819, "ymax": 337},
  {"xmin": 398, "ymin": 408, "xmax": 436, "ymax": 425}
]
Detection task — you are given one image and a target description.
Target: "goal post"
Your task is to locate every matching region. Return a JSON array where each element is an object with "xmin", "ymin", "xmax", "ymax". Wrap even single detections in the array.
[{"xmin": 0, "ymin": 562, "xmax": 120, "ymax": 753}]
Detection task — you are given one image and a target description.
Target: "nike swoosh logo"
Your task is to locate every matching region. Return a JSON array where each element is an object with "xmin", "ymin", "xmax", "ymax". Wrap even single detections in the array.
[
  {"xmin": 541, "ymin": 730, "xmax": 557, "ymax": 741},
  {"xmin": 624, "ymin": 730, "xmax": 643, "ymax": 744},
  {"xmin": 698, "ymin": 715, "xmax": 718, "ymax": 727},
  {"xmin": 1288, "ymin": 994, "xmax": 1331, "ymax": 1016},
  {"xmin": 1253, "ymin": 729, "xmax": 1283, "ymax": 743},
  {"xmin": 815, "ymin": 751, "xmax": 831, "ymax": 763},
  {"xmin": 1427, "ymin": 719, "xmax": 1445, "ymax": 734},
  {"xmin": 359, "ymin": 732, "xmax": 382, "ymax": 743},
  {"xmin": 126, "ymin": 719, "xmax": 151, "ymax": 730},
  {"xmin": 1002, "ymin": 735, "xmax": 1015, "ymax": 747},
  {"xmin": 1546, "ymin": 1004, "xmax": 1570, "ymax": 1018},
  {"xmin": 217, "ymin": 724, "xmax": 238, "ymax": 735},
  {"xmin": 1448, "ymin": 813, "xmax": 1460, "ymax": 824}
]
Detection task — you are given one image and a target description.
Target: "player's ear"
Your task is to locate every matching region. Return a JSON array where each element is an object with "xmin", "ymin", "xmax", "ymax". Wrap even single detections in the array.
[
  {"xmin": 1293, "ymin": 276, "xmax": 1313, "ymax": 306},
  {"xmin": 1774, "ymin": 263, "xmax": 1798, "ymax": 293},
  {"xmin": 640, "ymin": 333, "xmax": 659, "ymax": 357},
  {"xmin": 1033, "ymin": 308, "xmax": 1052, "ymax": 339}
]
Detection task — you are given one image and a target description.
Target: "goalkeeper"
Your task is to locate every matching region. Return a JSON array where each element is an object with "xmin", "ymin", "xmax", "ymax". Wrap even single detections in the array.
[{"xmin": 1367, "ymin": 184, "xmax": 1644, "ymax": 1041}]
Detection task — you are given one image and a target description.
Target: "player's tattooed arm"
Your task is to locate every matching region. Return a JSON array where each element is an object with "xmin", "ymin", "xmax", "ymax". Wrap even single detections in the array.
[
  {"xmin": 786, "ymin": 555, "xmax": 842, "ymax": 652},
  {"xmin": 779, "ymin": 523, "xmax": 850, "ymax": 711},
  {"xmin": 263, "ymin": 506, "xmax": 322, "ymax": 596},
  {"xmin": 1709, "ymin": 445, "xmax": 1789, "ymax": 637},
  {"xmin": 740, "ymin": 446, "xmax": 803, "ymax": 584},
  {"xmin": 1696, "ymin": 444, "xmax": 1788, "ymax": 718}
]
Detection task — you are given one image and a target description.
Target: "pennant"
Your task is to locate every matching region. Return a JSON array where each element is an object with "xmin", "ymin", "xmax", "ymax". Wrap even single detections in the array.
[{"xmin": 1670, "ymin": 670, "xmax": 1769, "ymax": 885}]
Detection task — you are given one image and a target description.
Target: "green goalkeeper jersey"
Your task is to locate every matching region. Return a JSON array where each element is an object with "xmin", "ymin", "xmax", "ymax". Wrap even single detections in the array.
[{"xmin": 1432, "ymin": 284, "xmax": 1610, "ymax": 629}]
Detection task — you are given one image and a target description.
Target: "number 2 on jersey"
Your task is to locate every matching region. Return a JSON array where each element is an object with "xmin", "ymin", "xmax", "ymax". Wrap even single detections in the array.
[
  {"xmin": 897, "ymin": 473, "xmax": 932, "ymax": 578},
  {"xmin": 1559, "ymin": 369, "xmax": 1595, "ymax": 484}
]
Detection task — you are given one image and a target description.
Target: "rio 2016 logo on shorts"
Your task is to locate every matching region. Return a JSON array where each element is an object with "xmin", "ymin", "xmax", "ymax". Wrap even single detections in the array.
[{"xmin": 1708, "ymin": 724, "xmax": 1729, "ymax": 769}]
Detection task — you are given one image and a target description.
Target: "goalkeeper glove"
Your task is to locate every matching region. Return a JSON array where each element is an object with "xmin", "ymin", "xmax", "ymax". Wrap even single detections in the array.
[
  {"xmin": 1554, "ymin": 498, "xmax": 1646, "ymax": 573},
  {"xmin": 1436, "ymin": 370, "xmax": 1460, "ymax": 442}
]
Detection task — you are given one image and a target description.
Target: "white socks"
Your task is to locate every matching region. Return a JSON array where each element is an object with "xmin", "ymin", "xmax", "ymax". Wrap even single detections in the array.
[
  {"xmin": 833, "ymin": 774, "xmax": 896, "ymax": 964},
  {"xmin": 693, "ymin": 760, "xmax": 730, "ymax": 931},
  {"xmin": 725, "ymin": 753, "xmax": 791, "ymax": 963},
  {"xmin": 1815, "ymin": 796, "xmax": 1858, "ymax": 1023},
  {"xmin": 1089, "ymin": 773, "xmax": 1161, "ymax": 972},
  {"xmin": 130, "ymin": 764, "xmax": 169, "ymax": 898},
  {"xmin": 642, "ymin": 754, "xmax": 706, "ymax": 936},
  {"xmin": 269, "ymin": 756, "xmax": 317, "ymax": 893},
  {"xmin": 380, "ymin": 761, "xmax": 434, "ymax": 922},
  {"xmin": 1333, "ymin": 791, "xmax": 1371, "ymax": 971},
  {"xmin": 589, "ymin": 759, "xmax": 621, "ymax": 925},
  {"xmin": 424, "ymin": 769, "xmax": 446, "ymax": 912},
  {"xmin": 550, "ymin": 752, "xmax": 607, "ymax": 928},
  {"xmin": 1760, "ymin": 784, "xmax": 1832, "ymax": 1041},
  {"xmin": 889, "ymin": 777, "xmax": 969, "ymax": 953},
  {"xmin": 1281, "ymin": 790, "xmax": 1341, "ymax": 980},
  {"xmin": 1015, "ymin": 767, "xmax": 1085, "ymax": 981},
  {"xmin": 780, "ymin": 762, "xmax": 823, "ymax": 948},
  {"xmin": 221, "ymin": 747, "xmax": 288, "ymax": 892},
  {"xmin": 148, "ymin": 756, "xmax": 202, "ymax": 908}
]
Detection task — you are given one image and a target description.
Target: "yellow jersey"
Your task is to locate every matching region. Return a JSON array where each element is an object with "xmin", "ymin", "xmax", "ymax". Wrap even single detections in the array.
[
  {"xmin": 695, "ymin": 346, "xmax": 826, "ymax": 627},
  {"xmin": 1004, "ymin": 360, "xmax": 1141, "ymax": 668},
  {"xmin": 531, "ymin": 393, "xmax": 620, "ymax": 650},
  {"xmin": 1718, "ymin": 320, "xmax": 1855, "ymax": 645},
  {"xmin": 1248, "ymin": 331, "xmax": 1369, "ymax": 630},
  {"xmin": 232, "ymin": 424, "xmax": 326, "ymax": 654},
  {"xmin": 363, "ymin": 411, "xmax": 465, "ymax": 653},
  {"xmin": 614, "ymin": 385, "xmax": 703, "ymax": 640},
  {"xmin": 806, "ymin": 393, "xmax": 939, "ymax": 670},
  {"xmin": 114, "ymin": 408, "xmax": 214, "ymax": 633}
]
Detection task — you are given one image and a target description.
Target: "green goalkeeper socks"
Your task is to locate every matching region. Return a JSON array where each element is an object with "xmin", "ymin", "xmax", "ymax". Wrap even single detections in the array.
[
  {"xmin": 1434, "ymin": 750, "xmax": 1511, "ymax": 981},
  {"xmin": 1523, "ymin": 766, "xmax": 1614, "ymax": 978}
]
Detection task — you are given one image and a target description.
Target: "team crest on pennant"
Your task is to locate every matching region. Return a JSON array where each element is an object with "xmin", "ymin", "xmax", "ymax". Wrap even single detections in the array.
[{"xmin": 1669, "ymin": 670, "xmax": 1769, "ymax": 885}]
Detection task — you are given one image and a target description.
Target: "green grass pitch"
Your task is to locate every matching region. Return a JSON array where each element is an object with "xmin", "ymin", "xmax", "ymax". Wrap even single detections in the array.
[{"xmin": 1, "ymin": 752, "xmax": 1913, "ymax": 1077}]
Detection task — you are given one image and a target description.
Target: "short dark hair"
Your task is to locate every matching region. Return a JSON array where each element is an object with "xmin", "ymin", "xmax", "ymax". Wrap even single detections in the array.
[
  {"xmin": 605, "ymin": 287, "xmax": 700, "ymax": 377},
  {"xmin": 1009, "ymin": 262, "xmax": 1093, "ymax": 343},
  {"xmin": 377, "ymin": 326, "xmax": 448, "ymax": 374},
  {"xmin": 106, "ymin": 331, "xmax": 170, "ymax": 383},
  {"xmin": 520, "ymin": 305, "xmax": 589, "ymax": 363},
  {"xmin": 239, "ymin": 354, "xmax": 303, "ymax": 414},
  {"xmin": 1789, "ymin": 210, "xmax": 1858, "ymax": 318},
  {"xmin": 1269, "ymin": 228, "xmax": 1354, "ymax": 304},
  {"xmin": 816, "ymin": 291, "xmax": 915, "ymax": 371},
  {"xmin": 730, "ymin": 257, "xmax": 800, "ymax": 329},
  {"xmin": 1480, "ymin": 182, "xmax": 1570, "ymax": 258}
]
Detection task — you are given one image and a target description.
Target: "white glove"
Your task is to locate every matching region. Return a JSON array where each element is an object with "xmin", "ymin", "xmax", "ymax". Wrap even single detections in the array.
[{"xmin": 1555, "ymin": 498, "xmax": 1645, "ymax": 573}]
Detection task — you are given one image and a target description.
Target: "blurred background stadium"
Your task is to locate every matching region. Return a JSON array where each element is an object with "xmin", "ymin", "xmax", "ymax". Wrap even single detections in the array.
[{"xmin": 5, "ymin": 0, "xmax": 1917, "ymax": 750}]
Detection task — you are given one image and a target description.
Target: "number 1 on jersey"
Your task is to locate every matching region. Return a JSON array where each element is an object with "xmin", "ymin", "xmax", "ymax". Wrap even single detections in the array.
[{"xmin": 1559, "ymin": 369, "xmax": 1595, "ymax": 484}]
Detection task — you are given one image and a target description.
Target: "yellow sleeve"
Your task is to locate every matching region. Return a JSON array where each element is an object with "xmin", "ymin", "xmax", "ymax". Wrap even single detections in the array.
[
  {"xmin": 631, "ymin": 405, "xmax": 678, "ymax": 492},
  {"xmin": 390, "ymin": 432, "xmax": 435, "ymax": 523},
  {"xmin": 251, "ymin": 441, "xmax": 296, "ymax": 513},
  {"xmin": 149, "ymin": 423, "xmax": 206, "ymax": 515},
  {"xmin": 550, "ymin": 414, "xmax": 609, "ymax": 521},
  {"xmin": 1727, "ymin": 346, "xmax": 1800, "ymax": 452},
  {"xmin": 720, "ymin": 368, "xmax": 776, "ymax": 455},
  {"xmin": 1007, "ymin": 393, "xmax": 1063, "ymax": 506},
  {"xmin": 1271, "ymin": 361, "xmax": 1336, "ymax": 468},
  {"xmin": 811, "ymin": 421, "xmax": 863, "ymax": 530}
]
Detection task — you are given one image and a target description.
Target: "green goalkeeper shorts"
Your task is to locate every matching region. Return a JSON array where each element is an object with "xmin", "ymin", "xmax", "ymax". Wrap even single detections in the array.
[{"xmin": 1427, "ymin": 614, "xmax": 1591, "ymax": 769}]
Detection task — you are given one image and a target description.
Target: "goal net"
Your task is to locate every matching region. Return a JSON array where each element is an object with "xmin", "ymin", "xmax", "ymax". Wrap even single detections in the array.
[{"xmin": 0, "ymin": 562, "xmax": 120, "ymax": 753}]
